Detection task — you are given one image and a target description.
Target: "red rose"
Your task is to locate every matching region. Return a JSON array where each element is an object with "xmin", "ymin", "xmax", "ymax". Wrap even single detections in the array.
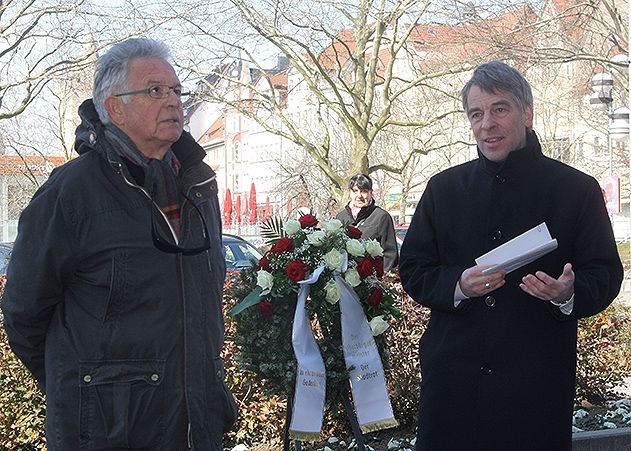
[
  {"xmin": 299, "ymin": 214, "xmax": 318, "ymax": 229},
  {"xmin": 269, "ymin": 237, "xmax": 294, "ymax": 254},
  {"xmin": 367, "ymin": 288, "xmax": 384, "ymax": 307},
  {"xmin": 259, "ymin": 254, "xmax": 271, "ymax": 271},
  {"xmin": 356, "ymin": 257, "xmax": 374, "ymax": 279},
  {"xmin": 370, "ymin": 256, "xmax": 384, "ymax": 277},
  {"xmin": 286, "ymin": 259, "xmax": 309, "ymax": 281},
  {"xmin": 346, "ymin": 225, "xmax": 362, "ymax": 239},
  {"xmin": 256, "ymin": 299, "xmax": 274, "ymax": 316}
]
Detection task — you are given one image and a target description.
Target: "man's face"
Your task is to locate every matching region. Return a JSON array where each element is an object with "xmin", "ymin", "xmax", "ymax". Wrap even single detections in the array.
[
  {"xmin": 350, "ymin": 186, "xmax": 372, "ymax": 208},
  {"xmin": 106, "ymin": 57, "xmax": 184, "ymax": 158},
  {"xmin": 465, "ymin": 85, "xmax": 533, "ymax": 163}
]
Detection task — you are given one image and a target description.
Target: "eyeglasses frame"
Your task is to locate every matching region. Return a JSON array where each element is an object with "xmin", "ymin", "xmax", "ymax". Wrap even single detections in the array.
[{"xmin": 113, "ymin": 84, "xmax": 190, "ymax": 100}]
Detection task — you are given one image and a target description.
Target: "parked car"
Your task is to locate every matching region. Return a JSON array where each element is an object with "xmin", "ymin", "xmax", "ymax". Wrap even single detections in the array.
[
  {"xmin": 0, "ymin": 242, "xmax": 13, "ymax": 275},
  {"xmin": 0, "ymin": 237, "xmax": 260, "ymax": 276},
  {"xmin": 394, "ymin": 224, "xmax": 409, "ymax": 250},
  {"xmin": 222, "ymin": 234, "xmax": 262, "ymax": 272}
]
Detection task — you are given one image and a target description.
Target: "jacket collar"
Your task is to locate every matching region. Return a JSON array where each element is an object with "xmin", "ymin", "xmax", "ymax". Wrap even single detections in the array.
[
  {"xmin": 345, "ymin": 199, "xmax": 377, "ymax": 224},
  {"xmin": 478, "ymin": 129, "xmax": 543, "ymax": 176},
  {"xmin": 74, "ymin": 99, "xmax": 216, "ymax": 184}
]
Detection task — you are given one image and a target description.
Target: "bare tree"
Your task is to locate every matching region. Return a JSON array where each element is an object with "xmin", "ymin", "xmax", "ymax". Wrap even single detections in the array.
[{"xmin": 178, "ymin": 0, "xmax": 516, "ymax": 203}]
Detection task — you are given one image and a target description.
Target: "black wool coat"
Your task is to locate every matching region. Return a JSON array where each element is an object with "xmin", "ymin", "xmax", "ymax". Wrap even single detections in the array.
[
  {"xmin": 399, "ymin": 130, "xmax": 622, "ymax": 451},
  {"xmin": 336, "ymin": 202, "xmax": 399, "ymax": 272}
]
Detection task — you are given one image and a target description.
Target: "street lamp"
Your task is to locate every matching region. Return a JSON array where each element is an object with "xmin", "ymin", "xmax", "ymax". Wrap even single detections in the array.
[
  {"xmin": 590, "ymin": 72, "xmax": 614, "ymax": 110},
  {"xmin": 590, "ymin": 72, "xmax": 614, "ymax": 173},
  {"xmin": 610, "ymin": 107, "xmax": 630, "ymax": 141}
]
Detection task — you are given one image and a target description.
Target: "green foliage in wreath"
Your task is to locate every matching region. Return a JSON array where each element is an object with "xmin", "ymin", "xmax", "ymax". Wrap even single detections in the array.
[{"xmin": 228, "ymin": 215, "xmax": 400, "ymax": 400}]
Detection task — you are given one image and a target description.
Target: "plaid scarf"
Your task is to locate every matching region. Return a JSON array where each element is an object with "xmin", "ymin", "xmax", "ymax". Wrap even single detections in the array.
[{"xmin": 105, "ymin": 125, "xmax": 182, "ymax": 237}]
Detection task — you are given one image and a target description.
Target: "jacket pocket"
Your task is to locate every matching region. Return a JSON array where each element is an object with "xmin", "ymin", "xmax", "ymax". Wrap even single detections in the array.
[
  {"xmin": 207, "ymin": 357, "xmax": 238, "ymax": 433},
  {"xmin": 78, "ymin": 359, "xmax": 165, "ymax": 450}
]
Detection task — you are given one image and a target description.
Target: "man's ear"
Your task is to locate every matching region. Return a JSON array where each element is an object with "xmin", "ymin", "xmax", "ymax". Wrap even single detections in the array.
[
  {"xmin": 104, "ymin": 96, "xmax": 124, "ymax": 126},
  {"xmin": 524, "ymin": 104, "xmax": 534, "ymax": 128}
]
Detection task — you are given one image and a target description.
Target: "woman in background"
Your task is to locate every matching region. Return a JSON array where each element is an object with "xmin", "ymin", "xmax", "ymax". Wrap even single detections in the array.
[{"xmin": 336, "ymin": 173, "xmax": 399, "ymax": 272}]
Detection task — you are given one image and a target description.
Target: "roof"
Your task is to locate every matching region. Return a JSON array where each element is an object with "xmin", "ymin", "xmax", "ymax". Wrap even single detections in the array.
[
  {"xmin": 0, "ymin": 155, "xmax": 67, "ymax": 176},
  {"xmin": 198, "ymin": 116, "xmax": 226, "ymax": 146}
]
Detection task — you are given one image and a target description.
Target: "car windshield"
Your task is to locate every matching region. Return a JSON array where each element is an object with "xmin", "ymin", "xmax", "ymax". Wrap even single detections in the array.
[
  {"xmin": 0, "ymin": 243, "xmax": 13, "ymax": 275},
  {"xmin": 395, "ymin": 228, "xmax": 407, "ymax": 240},
  {"xmin": 223, "ymin": 237, "xmax": 262, "ymax": 270}
]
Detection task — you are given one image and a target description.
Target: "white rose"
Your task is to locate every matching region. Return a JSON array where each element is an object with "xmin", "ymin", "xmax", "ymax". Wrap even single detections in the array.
[
  {"xmin": 364, "ymin": 239, "xmax": 384, "ymax": 257},
  {"xmin": 345, "ymin": 239, "xmax": 365, "ymax": 257},
  {"xmin": 344, "ymin": 268, "xmax": 361, "ymax": 287},
  {"xmin": 325, "ymin": 279, "xmax": 340, "ymax": 304},
  {"xmin": 324, "ymin": 219, "xmax": 343, "ymax": 233},
  {"xmin": 368, "ymin": 315, "xmax": 390, "ymax": 336},
  {"xmin": 283, "ymin": 219, "xmax": 302, "ymax": 236},
  {"xmin": 323, "ymin": 249, "xmax": 344, "ymax": 272},
  {"xmin": 306, "ymin": 230, "xmax": 326, "ymax": 246},
  {"xmin": 256, "ymin": 269, "xmax": 274, "ymax": 295}
]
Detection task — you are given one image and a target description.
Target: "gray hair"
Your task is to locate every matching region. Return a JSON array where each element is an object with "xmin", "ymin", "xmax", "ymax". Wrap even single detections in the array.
[
  {"xmin": 93, "ymin": 38, "xmax": 171, "ymax": 124},
  {"xmin": 461, "ymin": 61, "xmax": 533, "ymax": 113}
]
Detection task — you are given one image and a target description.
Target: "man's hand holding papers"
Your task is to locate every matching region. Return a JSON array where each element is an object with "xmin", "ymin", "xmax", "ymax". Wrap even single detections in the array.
[{"xmin": 460, "ymin": 222, "xmax": 574, "ymax": 305}]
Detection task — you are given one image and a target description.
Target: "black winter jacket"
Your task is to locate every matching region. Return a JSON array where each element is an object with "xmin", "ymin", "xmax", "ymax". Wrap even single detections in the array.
[
  {"xmin": 2, "ymin": 99, "xmax": 237, "ymax": 450},
  {"xmin": 400, "ymin": 130, "xmax": 622, "ymax": 451},
  {"xmin": 336, "ymin": 202, "xmax": 399, "ymax": 272}
]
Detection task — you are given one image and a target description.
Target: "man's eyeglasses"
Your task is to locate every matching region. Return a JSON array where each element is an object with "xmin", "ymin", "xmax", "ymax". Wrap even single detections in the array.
[
  {"xmin": 114, "ymin": 85, "xmax": 190, "ymax": 100},
  {"xmin": 150, "ymin": 200, "xmax": 210, "ymax": 256}
]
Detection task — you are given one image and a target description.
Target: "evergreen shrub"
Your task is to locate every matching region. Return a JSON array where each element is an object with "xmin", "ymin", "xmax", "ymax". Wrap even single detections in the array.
[{"xmin": 1, "ymin": 274, "xmax": 630, "ymax": 449}]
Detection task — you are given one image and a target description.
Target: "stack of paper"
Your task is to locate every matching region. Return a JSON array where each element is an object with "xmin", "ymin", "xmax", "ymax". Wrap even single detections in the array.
[{"xmin": 475, "ymin": 222, "xmax": 558, "ymax": 275}]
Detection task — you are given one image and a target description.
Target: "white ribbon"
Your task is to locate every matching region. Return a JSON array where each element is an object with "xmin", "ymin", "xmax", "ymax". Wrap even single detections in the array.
[
  {"xmin": 289, "ymin": 266, "xmax": 398, "ymax": 440},
  {"xmin": 336, "ymin": 275, "xmax": 398, "ymax": 433},
  {"xmin": 289, "ymin": 266, "xmax": 326, "ymax": 441}
]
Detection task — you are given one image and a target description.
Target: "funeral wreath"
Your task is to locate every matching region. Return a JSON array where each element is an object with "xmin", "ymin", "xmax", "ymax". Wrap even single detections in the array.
[{"xmin": 228, "ymin": 215, "xmax": 400, "ymax": 438}]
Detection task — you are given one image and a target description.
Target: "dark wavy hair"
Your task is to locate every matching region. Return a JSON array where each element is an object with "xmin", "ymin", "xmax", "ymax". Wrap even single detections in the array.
[{"xmin": 348, "ymin": 173, "xmax": 373, "ymax": 191}]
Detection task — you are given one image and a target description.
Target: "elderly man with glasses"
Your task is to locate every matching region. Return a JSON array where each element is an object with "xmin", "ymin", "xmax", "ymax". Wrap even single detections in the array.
[{"xmin": 2, "ymin": 38, "xmax": 236, "ymax": 450}]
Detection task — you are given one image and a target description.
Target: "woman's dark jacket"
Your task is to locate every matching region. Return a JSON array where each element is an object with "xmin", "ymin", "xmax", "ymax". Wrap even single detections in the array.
[
  {"xmin": 399, "ymin": 130, "xmax": 622, "ymax": 451},
  {"xmin": 1, "ymin": 100, "xmax": 237, "ymax": 450},
  {"xmin": 336, "ymin": 202, "xmax": 399, "ymax": 272}
]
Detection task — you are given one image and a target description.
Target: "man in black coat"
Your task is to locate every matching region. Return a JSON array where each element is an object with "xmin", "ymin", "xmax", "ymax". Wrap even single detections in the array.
[
  {"xmin": 2, "ymin": 38, "xmax": 236, "ymax": 450},
  {"xmin": 399, "ymin": 61, "xmax": 623, "ymax": 451}
]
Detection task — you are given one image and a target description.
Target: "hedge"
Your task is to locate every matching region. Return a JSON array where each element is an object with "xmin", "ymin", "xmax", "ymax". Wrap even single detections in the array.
[{"xmin": 0, "ymin": 274, "xmax": 629, "ymax": 449}]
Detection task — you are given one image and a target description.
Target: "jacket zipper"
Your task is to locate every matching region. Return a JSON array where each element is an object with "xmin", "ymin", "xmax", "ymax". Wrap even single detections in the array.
[
  {"xmin": 111, "ymin": 160, "xmax": 216, "ymax": 447},
  {"xmin": 179, "ymin": 173, "xmax": 216, "ymax": 449},
  {"xmin": 110, "ymin": 161, "xmax": 181, "ymax": 244}
]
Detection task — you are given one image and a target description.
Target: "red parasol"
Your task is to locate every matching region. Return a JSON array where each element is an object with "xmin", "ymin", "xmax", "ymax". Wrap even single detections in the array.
[
  {"xmin": 223, "ymin": 189, "xmax": 233, "ymax": 228},
  {"xmin": 240, "ymin": 193, "xmax": 248, "ymax": 224},
  {"xmin": 248, "ymin": 182, "xmax": 258, "ymax": 224},
  {"xmin": 235, "ymin": 195, "xmax": 242, "ymax": 224},
  {"xmin": 263, "ymin": 196, "xmax": 271, "ymax": 221}
]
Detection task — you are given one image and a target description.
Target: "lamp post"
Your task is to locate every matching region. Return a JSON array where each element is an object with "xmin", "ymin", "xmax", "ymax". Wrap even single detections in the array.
[
  {"xmin": 590, "ymin": 72, "xmax": 614, "ymax": 173},
  {"xmin": 610, "ymin": 48, "xmax": 631, "ymax": 239}
]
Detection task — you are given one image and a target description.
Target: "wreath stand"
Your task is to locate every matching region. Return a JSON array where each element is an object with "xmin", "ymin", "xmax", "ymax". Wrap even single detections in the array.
[{"xmin": 283, "ymin": 380, "xmax": 366, "ymax": 451}]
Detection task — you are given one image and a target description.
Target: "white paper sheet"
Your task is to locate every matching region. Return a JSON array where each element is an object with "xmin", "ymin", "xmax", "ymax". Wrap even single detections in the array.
[{"xmin": 475, "ymin": 222, "xmax": 558, "ymax": 275}]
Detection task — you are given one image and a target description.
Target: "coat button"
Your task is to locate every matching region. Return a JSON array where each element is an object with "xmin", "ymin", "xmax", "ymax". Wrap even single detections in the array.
[
  {"xmin": 216, "ymin": 370, "xmax": 222, "ymax": 379},
  {"xmin": 484, "ymin": 296, "xmax": 496, "ymax": 307},
  {"xmin": 195, "ymin": 192, "xmax": 202, "ymax": 198},
  {"xmin": 83, "ymin": 375, "xmax": 92, "ymax": 383},
  {"xmin": 480, "ymin": 366, "xmax": 492, "ymax": 375},
  {"xmin": 491, "ymin": 230, "xmax": 502, "ymax": 240},
  {"xmin": 151, "ymin": 374, "xmax": 159, "ymax": 382},
  {"xmin": 495, "ymin": 174, "xmax": 507, "ymax": 184}
]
